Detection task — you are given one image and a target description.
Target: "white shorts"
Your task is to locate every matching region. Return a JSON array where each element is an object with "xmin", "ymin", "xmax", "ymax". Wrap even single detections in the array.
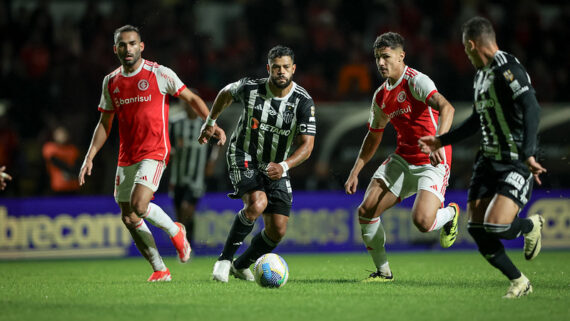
[
  {"xmin": 114, "ymin": 159, "xmax": 166, "ymax": 203},
  {"xmin": 372, "ymin": 154, "xmax": 449, "ymax": 202}
]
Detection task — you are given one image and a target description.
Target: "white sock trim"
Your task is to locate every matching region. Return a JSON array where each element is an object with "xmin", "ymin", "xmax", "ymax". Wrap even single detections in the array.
[
  {"xmin": 144, "ymin": 203, "xmax": 179, "ymax": 237},
  {"xmin": 429, "ymin": 207, "xmax": 455, "ymax": 231}
]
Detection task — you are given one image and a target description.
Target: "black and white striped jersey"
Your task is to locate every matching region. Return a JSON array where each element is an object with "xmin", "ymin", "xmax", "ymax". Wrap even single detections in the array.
[
  {"xmin": 169, "ymin": 106, "xmax": 208, "ymax": 198},
  {"xmin": 226, "ymin": 77, "xmax": 316, "ymax": 170},
  {"xmin": 472, "ymin": 50, "xmax": 539, "ymax": 161}
]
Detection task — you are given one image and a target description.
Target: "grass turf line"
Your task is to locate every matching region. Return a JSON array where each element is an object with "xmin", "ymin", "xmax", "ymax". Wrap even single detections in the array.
[{"xmin": 0, "ymin": 251, "xmax": 568, "ymax": 321}]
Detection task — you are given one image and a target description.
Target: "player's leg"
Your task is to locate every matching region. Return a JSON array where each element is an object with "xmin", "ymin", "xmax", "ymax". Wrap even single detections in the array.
[
  {"xmin": 410, "ymin": 162, "xmax": 458, "ymax": 247},
  {"xmin": 115, "ymin": 164, "xmax": 169, "ymax": 281},
  {"xmin": 231, "ymin": 213, "xmax": 288, "ymax": 281},
  {"xmin": 231, "ymin": 177, "xmax": 291, "ymax": 280},
  {"xmin": 213, "ymin": 190, "xmax": 266, "ymax": 282},
  {"xmin": 411, "ymin": 191, "xmax": 455, "ymax": 232},
  {"xmin": 359, "ymin": 154, "xmax": 405, "ymax": 281},
  {"xmin": 467, "ymin": 197, "xmax": 531, "ymax": 298},
  {"xmin": 485, "ymin": 161, "xmax": 543, "ymax": 259},
  {"xmin": 464, "ymin": 155, "xmax": 534, "ymax": 297},
  {"xmin": 358, "ymin": 178, "xmax": 398, "ymax": 281},
  {"xmin": 131, "ymin": 160, "xmax": 190, "ymax": 263},
  {"xmin": 120, "ymin": 202, "xmax": 169, "ymax": 281}
]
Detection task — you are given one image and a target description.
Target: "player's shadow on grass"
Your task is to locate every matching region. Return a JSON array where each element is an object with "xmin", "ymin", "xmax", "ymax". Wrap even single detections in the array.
[
  {"xmin": 397, "ymin": 279, "xmax": 508, "ymax": 288},
  {"xmin": 292, "ymin": 279, "xmax": 361, "ymax": 284}
]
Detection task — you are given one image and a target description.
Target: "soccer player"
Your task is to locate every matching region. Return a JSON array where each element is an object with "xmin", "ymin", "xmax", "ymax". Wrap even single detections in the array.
[
  {"xmin": 169, "ymin": 104, "xmax": 220, "ymax": 243},
  {"xmin": 344, "ymin": 32, "xmax": 459, "ymax": 282},
  {"xmin": 199, "ymin": 45, "xmax": 316, "ymax": 283},
  {"xmin": 419, "ymin": 17, "xmax": 546, "ymax": 298},
  {"xmin": 78, "ymin": 25, "xmax": 226, "ymax": 282}
]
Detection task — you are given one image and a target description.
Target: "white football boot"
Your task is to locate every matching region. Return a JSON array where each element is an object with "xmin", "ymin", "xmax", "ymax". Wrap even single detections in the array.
[
  {"xmin": 230, "ymin": 262, "xmax": 255, "ymax": 281},
  {"xmin": 523, "ymin": 214, "xmax": 544, "ymax": 260},
  {"xmin": 212, "ymin": 260, "xmax": 231, "ymax": 283},
  {"xmin": 503, "ymin": 274, "xmax": 533, "ymax": 299}
]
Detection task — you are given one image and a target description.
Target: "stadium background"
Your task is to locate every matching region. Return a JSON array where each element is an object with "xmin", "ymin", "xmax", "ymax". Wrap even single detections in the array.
[{"xmin": 0, "ymin": 0, "xmax": 568, "ymax": 258}]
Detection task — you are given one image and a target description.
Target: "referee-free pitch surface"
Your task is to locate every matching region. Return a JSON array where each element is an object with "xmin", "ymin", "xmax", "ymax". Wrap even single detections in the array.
[{"xmin": 0, "ymin": 251, "xmax": 568, "ymax": 321}]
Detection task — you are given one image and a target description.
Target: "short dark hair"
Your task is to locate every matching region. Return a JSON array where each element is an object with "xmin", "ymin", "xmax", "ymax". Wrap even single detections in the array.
[
  {"xmin": 462, "ymin": 17, "xmax": 496, "ymax": 43},
  {"xmin": 113, "ymin": 25, "xmax": 141, "ymax": 44},
  {"xmin": 267, "ymin": 45, "xmax": 295, "ymax": 63},
  {"xmin": 373, "ymin": 32, "xmax": 404, "ymax": 50}
]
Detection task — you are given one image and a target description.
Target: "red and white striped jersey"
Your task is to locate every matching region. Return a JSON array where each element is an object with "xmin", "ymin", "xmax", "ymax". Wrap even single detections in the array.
[
  {"xmin": 368, "ymin": 66, "xmax": 452, "ymax": 166},
  {"xmin": 98, "ymin": 59, "xmax": 187, "ymax": 166}
]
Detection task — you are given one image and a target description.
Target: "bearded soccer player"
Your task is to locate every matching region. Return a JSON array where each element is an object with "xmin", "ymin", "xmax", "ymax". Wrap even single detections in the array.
[
  {"xmin": 78, "ymin": 25, "xmax": 226, "ymax": 282},
  {"xmin": 199, "ymin": 45, "xmax": 316, "ymax": 283},
  {"xmin": 419, "ymin": 17, "xmax": 546, "ymax": 298},
  {"xmin": 345, "ymin": 32, "xmax": 459, "ymax": 282}
]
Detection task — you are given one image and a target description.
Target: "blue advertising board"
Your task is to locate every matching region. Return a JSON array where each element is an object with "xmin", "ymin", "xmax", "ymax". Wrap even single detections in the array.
[{"xmin": 0, "ymin": 190, "xmax": 568, "ymax": 259}]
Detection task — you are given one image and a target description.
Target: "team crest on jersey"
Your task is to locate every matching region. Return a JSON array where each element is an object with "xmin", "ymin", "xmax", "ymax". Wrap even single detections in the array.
[
  {"xmin": 397, "ymin": 91, "xmax": 407, "ymax": 103},
  {"xmin": 244, "ymin": 169, "xmax": 254, "ymax": 178},
  {"xmin": 137, "ymin": 79, "xmax": 149, "ymax": 91},
  {"xmin": 282, "ymin": 110, "xmax": 294, "ymax": 124}
]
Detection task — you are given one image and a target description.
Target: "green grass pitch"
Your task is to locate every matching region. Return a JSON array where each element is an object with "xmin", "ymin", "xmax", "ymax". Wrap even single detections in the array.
[{"xmin": 1, "ymin": 250, "xmax": 568, "ymax": 321}]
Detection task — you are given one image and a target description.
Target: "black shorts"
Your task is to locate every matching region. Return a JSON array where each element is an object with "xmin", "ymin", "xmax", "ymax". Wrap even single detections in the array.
[
  {"xmin": 228, "ymin": 167, "xmax": 292, "ymax": 216},
  {"xmin": 468, "ymin": 152, "xmax": 533, "ymax": 209},
  {"xmin": 171, "ymin": 185, "xmax": 201, "ymax": 208}
]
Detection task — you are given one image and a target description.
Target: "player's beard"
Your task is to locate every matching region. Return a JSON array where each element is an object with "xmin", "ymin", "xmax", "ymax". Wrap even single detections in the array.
[
  {"xmin": 271, "ymin": 75, "xmax": 292, "ymax": 89},
  {"xmin": 122, "ymin": 51, "xmax": 141, "ymax": 67}
]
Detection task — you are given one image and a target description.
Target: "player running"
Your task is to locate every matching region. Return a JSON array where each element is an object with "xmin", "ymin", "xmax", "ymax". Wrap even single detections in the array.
[
  {"xmin": 199, "ymin": 45, "xmax": 316, "ymax": 283},
  {"xmin": 79, "ymin": 25, "xmax": 225, "ymax": 282},
  {"xmin": 345, "ymin": 32, "xmax": 459, "ymax": 282},
  {"xmin": 419, "ymin": 17, "xmax": 546, "ymax": 298}
]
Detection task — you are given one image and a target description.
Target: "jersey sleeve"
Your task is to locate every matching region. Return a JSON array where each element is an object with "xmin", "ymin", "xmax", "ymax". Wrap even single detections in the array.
[
  {"xmin": 500, "ymin": 61, "xmax": 535, "ymax": 100},
  {"xmin": 157, "ymin": 65, "xmax": 186, "ymax": 97},
  {"xmin": 296, "ymin": 97, "xmax": 316, "ymax": 136},
  {"xmin": 408, "ymin": 72, "xmax": 438, "ymax": 103},
  {"xmin": 97, "ymin": 75, "xmax": 114, "ymax": 112},
  {"xmin": 368, "ymin": 87, "xmax": 388, "ymax": 132},
  {"xmin": 501, "ymin": 61, "xmax": 540, "ymax": 159},
  {"xmin": 227, "ymin": 77, "xmax": 249, "ymax": 103}
]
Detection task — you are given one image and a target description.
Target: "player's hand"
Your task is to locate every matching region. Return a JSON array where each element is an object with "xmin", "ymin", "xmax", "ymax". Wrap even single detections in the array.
[
  {"xmin": 418, "ymin": 136, "xmax": 442, "ymax": 154},
  {"xmin": 429, "ymin": 147, "xmax": 445, "ymax": 167},
  {"xmin": 526, "ymin": 156, "xmax": 547, "ymax": 185},
  {"xmin": 78, "ymin": 158, "xmax": 93, "ymax": 186},
  {"xmin": 198, "ymin": 123, "xmax": 216, "ymax": 145},
  {"xmin": 344, "ymin": 175, "xmax": 358, "ymax": 195},
  {"xmin": 212, "ymin": 126, "xmax": 226, "ymax": 145},
  {"xmin": 0, "ymin": 166, "xmax": 12, "ymax": 191},
  {"xmin": 266, "ymin": 162, "xmax": 284, "ymax": 180}
]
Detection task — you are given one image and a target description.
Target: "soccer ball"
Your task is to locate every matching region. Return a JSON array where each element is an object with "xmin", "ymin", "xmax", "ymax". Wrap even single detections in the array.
[{"xmin": 253, "ymin": 253, "xmax": 289, "ymax": 288}]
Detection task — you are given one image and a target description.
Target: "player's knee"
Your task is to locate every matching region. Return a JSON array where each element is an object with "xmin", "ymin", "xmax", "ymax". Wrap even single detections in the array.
[
  {"xmin": 245, "ymin": 198, "xmax": 268, "ymax": 218},
  {"xmin": 131, "ymin": 200, "xmax": 148, "ymax": 217},
  {"xmin": 357, "ymin": 205, "xmax": 374, "ymax": 219},
  {"xmin": 121, "ymin": 214, "xmax": 139, "ymax": 229},
  {"xmin": 412, "ymin": 214, "xmax": 432, "ymax": 233}
]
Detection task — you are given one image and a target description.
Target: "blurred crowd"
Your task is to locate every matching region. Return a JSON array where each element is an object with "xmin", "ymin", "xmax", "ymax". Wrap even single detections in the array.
[{"xmin": 0, "ymin": 0, "xmax": 568, "ymax": 196}]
